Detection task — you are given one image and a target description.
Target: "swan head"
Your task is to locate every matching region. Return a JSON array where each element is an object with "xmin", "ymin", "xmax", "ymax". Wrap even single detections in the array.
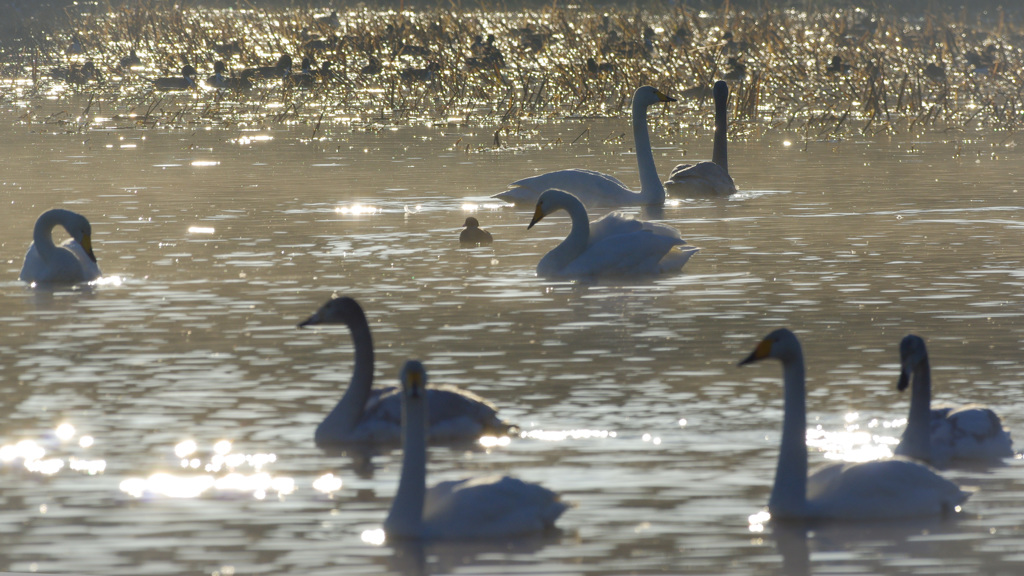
[
  {"xmin": 528, "ymin": 189, "xmax": 579, "ymax": 229},
  {"xmin": 213, "ymin": 60, "xmax": 226, "ymax": 74},
  {"xmin": 898, "ymin": 334, "xmax": 929, "ymax": 392},
  {"xmin": 182, "ymin": 65, "xmax": 198, "ymax": 78},
  {"xmin": 739, "ymin": 328, "xmax": 802, "ymax": 366},
  {"xmin": 400, "ymin": 359, "xmax": 427, "ymax": 399},
  {"xmin": 633, "ymin": 86, "xmax": 676, "ymax": 109},
  {"xmin": 298, "ymin": 296, "xmax": 365, "ymax": 328},
  {"xmin": 713, "ymin": 80, "xmax": 728, "ymax": 104},
  {"xmin": 50, "ymin": 209, "xmax": 97, "ymax": 263},
  {"xmin": 463, "ymin": 216, "xmax": 480, "ymax": 229}
]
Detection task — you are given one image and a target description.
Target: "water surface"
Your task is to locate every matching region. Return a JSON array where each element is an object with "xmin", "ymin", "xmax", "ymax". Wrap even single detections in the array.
[{"xmin": 1, "ymin": 106, "xmax": 1024, "ymax": 575}]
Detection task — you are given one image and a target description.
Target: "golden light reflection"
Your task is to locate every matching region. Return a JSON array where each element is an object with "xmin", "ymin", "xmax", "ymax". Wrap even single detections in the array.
[
  {"xmin": 461, "ymin": 202, "xmax": 505, "ymax": 212},
  {"xmin": 190, "ymin": 160, "xmax": 220, "ymax": 167},
  {"xmin": 120, "ymin": 440, "xmax": 293, "ymax": 500},
  {"xmin": 233, "ymin": 135, "xmax": 274, "ymax": 146},
  {"xmin": 188, "ymin": 226, "xmax": 216, "ymax": 234},
  {"xmin": 361, "ymin": 528, "xmax": 386, "ymax": 546},
  {"xmin": 520, "ymin": 429, "xmax": 616, "ymax": 442},
  {"xmin": 335, "ymin": 204, "xmax": 381, "ymax": 215}
]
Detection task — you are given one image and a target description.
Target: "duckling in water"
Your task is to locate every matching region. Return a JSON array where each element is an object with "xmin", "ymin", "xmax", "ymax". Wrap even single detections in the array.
[
  {"xmin": 152, "ymin": 65, "xmax": 197, "ymax": 90},
  {"xmin": 460, "ymin": 217, "xmax": 493, "ymax": 247}
]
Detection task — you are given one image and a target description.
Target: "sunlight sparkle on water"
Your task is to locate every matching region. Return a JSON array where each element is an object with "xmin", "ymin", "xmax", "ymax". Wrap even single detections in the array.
[
  {"xmin": 361, "ymin": 529, "xmax": 386, "ymax": 546},
  {"xmin": 190, "ymin": 161, "xmax": 220, "ymax": 167},
  {"xmin": 335, "ymin": 204, "xmax": 380, "ymax": 215},
  {"xmin": 806, "ymin": 415, "xmax": 894, "ymax": 463},
  {"xmin": 55, "ymin": 423, "xmax": 76, "ymax": 441},
  {"xmin": 188, "ymin": 226, "xmax": 216, "ymax": 234},
  {"xmin": 479, "ymin": 435, "xmax": 511, "ymax": 448},
  {"xmin": 748, "ymin": 510, "xmax": 772, "ymax": 533},
  {"xmin": 312, "ymin": 473, "xmax": 343, "ymax": 494},
  {"xmin": 520, "ymin": 429, "xmax": 616, "ymax": 441}
]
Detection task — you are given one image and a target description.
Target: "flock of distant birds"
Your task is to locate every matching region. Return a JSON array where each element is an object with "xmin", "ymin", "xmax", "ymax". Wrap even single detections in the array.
[{"xmin": 16, "ymin": 71, "xmax": 1016, "ymax": 539}]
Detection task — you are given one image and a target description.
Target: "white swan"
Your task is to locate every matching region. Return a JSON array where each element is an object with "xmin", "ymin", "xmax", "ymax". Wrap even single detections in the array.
[
  {"xmin": 664, "ymin": 80, "xmax": 737, "ymax": 196},
  {"xmin": 895, "ymin": 334, "xmax": 1013, "ymax": 467},
  {"xmin": 740, "ymin": 328, "xmax": 971, "ymax": 520},
  {"xmin": 384, "ymin": 360, "xmax": 568, "ymax": 540},
  {"xmin": 299, "ymin": 297, "xmax": 513, "ymax": 445},
  {"xmin": 20, "ymin": 208, "xmax": 102, "ymax": 285},
  {"xmin": 527, "ymin": 189, "xmax": 698, "ymax": 279},
  {"xmin": 494, "ymin": 86, "xmax": 675, "ymax": 209}
]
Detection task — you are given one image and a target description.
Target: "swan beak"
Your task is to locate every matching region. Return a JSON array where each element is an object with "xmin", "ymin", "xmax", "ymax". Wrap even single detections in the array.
[
  {"xmin": 897, "ymin": 362, "xmax": 913, "ymax": 392},
  {"xmin": 405, "ymin": 368, "xmax": 424, "ymax": 399},
  {"xmin": 527, "ymin": 205, "xmax": 546, "ymax": 229},
  {"xmin": 739, "ymin": 338, "xmax": 772, "ymax": 366},
  {"xmin": 297, "ymin": 311, "xmax": 322, "ymax": 328},
  {"xmin": 656, "ymin": 90, "xmax": 677, "ymax": 103},
  {"xmin": 81, "ymin": 234, "xmax": 98, "ymax": 263}
]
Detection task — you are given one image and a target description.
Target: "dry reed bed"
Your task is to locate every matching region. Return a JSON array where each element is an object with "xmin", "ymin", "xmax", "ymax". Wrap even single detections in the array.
[{"xmin": 1, "ymin": 2, "xmax": 1022, "ymax": 141}]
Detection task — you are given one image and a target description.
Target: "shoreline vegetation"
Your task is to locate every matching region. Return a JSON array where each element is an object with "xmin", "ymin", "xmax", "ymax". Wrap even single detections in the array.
[{"xmin": 0, "ymin": 1, "xmax": 1022, "ymax": 140}]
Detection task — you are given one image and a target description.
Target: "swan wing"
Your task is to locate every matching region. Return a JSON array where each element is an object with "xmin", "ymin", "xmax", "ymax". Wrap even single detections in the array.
[
  {"xmin": 561, "ymin": 229, "xmax": 690, "ymax": 278},
  {"xmin": 932, "ymin": 405, "xmax": 1014, "ymax": 462},
  {"xmin": 353, "ymin": 386, "xmax": 511, "ymax": 442},
  {"xmin": 806, "ymin": 458, "xmax": 970, "ymax": 520},
  {"xmin": 664, "ymin": 162, "xmax": 736, "ymax": 196},
  {"xmin": 495, "ymin": 169, "xmax": 634, "ymax": 208},
  {"xmin": 423, "ymin": 475, "xmax": 568, "ymax": 539}
]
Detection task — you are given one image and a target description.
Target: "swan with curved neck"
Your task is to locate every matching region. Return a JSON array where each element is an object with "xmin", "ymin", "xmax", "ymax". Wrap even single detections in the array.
[
  {"xmin": 665, "ymin": 80, "xmax": 737, "ymax": 196},
  {"xmin": 299, "ymin": 297, "xmax": 513, "ymax": 445},
  {"xmin": 895, "ymin": 334, "xmax": 1013, "ymax": 467},
  {"xmin": 495, "ymin": 86, "xmax": 675, "ymax": 208},
  {"xmin": 527, "ymin": 189, "xmax": 697, "ymax": 279},
  {"xmin": 20, "ymin": 208, "xmax": 101, "ymax": 285},
  {"xmin": 384, "ymin": 360, "xmax": 567, "ymax": 540},
  {"xmin": 740, "ymin": 328, "xmax": 970, "ymax": 520}
]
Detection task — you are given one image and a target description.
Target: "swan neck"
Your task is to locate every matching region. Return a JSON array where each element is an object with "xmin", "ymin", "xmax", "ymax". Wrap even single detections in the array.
[
  {"xmin": 537, "ymin": 198, "xmax": 590, "ymax": 276},
  {"xmin": 384, "ymin": 391, "xmax": 428, "ymax": 538},
  {"xmin": 32, "ymin": 210, "xmax": 64, "ymax": 260},
  {"xmin": 900, "ymin": 361, "xmax": 933, "ymax": 460},
  {"xmin": 770, "ymin": 355, "xmax": 808, "ymax": 518},
  {"xmin": 712, "ymin": 95, "xmax": 729, "ymax": 173},
  {"xmin": 318, "ymin": 319, "xmax": 375, "ymax": 436},
  {"xmin": 632, "ymin": 102, "xmax": 665, "ymax": 203}
]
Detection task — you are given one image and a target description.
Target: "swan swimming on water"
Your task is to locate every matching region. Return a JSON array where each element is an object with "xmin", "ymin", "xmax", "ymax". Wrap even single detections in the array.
[
  {"xmin": 494, "ymin": 86, "xmax": 676, "ymax": 209},
  {"xmin": 664, "ymin": 80, "xmax": 737, "ymax": 196},
  {"xmin": 383, "ymin": 360, "xmax": 568, "ymax": 540},
  {"xmin": 299, "ymin": 297, "xmax": 513, "ymax": 445},
  {"xmin": 20, "ymin": 208, "xmax": 102, "ymax": 285},
  {"xmin": 527, "ymin": 189, "xmax": 697, "ymax": 279},
  {"xmin": 894, "ymin": 334, "xmax": 1014, "ymax": 467},
  {"xmin": 740, "ymin": 328, "xmax": 971, "ymax": 520}
]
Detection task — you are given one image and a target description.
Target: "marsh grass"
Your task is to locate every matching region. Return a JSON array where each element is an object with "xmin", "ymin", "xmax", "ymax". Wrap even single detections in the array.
[{"xmin": 1, "ymin": 1, "xmax": 1022, "ymax": 143}]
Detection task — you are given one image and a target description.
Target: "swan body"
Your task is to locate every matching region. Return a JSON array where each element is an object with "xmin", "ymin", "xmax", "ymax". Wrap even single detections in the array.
[
  {"xmin": 384, "ymin": 360, "xmax": 567, "ymax": 540},
  {"xmin": 740, "ymin": 328, "xmax": 970, "ymax": 520},
  {"xmin": 895, "ymin": 334, "xmax": 1013, "ymax": 467},
  {"xmin": 20, "ymin": 209, "xmax": 101, "ymax": 284},
  {"xmin": 459, "ymin": 216, "xmax": 493, "ymax": 246},
  {"xmin": 495, "ymin": 86, "xmax": 676, "ymax": 209},
  {"xmin": 527, "ymin": 189, "xmax": 697, "ymax": 279},
  {"xmin": 665, "ymin": 80, "xmax": 737, "ymax": 196},
  {"xmin": 299, "ymin": 297, "xmax": 513, "ymax": 445}
]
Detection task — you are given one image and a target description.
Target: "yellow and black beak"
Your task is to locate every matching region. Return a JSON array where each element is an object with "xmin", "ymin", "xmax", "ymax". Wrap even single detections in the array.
[
  {"xmin": 657, "ymin": 90, "xmax": 677, "ymax": 104},
  {"xmin": 406, "ymin": 367, "xmax": 424, "ymax": 399},
  {"xmin": 81, "ymin": 234, "xmax": 97, "ymax": 263},
  {"xmin": 527, "ymin": 204, "xmax": 546, "ymax": 230},
  {"xmin": 739, "ymin": 338, "xmax": 772, "ymax": 366}
]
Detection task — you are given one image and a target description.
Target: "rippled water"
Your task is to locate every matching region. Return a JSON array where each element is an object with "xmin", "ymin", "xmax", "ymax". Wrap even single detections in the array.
[{"xmin": 1, "ymin": 100, "xmax": 1024, "ymax": 575}]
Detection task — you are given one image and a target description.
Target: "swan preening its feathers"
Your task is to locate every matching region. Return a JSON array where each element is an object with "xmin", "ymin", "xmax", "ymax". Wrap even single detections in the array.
[
  {"xmin": 495, "ymin": 86, "xmax": 676, "ymax": 209},
  {"xmin": 740, "ymin": 329, "xmax": 970, "ymax": 520},
  {"xmin": 299, "ymin": 297, "xmax": 513, "ymax": 445},
  {"xmin": 527, "ymin": 189, "xmax": 698, "ymax": 279},
  {"xmin": 20, "ymin": 208, "xmax": 102, "ymax": 285},
  {"xmin": 383, "ymin": 360, "xmax": 567, "ymax": 540},
  {"xmin": 664, "ymin": 80, "xmax": 737, "ymax": 196},
  {"xmin": 895, "ymin": 334, "xmax": 1014, "ymax": 467}
]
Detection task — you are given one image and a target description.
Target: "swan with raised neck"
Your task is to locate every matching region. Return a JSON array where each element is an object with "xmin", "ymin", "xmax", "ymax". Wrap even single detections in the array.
[
  {"xmin": 495, "ymin": 86, "xmax": 675, "ymax": 208},
  {"xmin": 740, "ymin": 328, "xmax": 970, "ymax": 520},
  {"xmin": 665, "ymin": 80, "xmax": 737, "ymax": 195},
  {"xmin": 895, "ymin": 334, "xmax": 1013, "ymax": 466}
]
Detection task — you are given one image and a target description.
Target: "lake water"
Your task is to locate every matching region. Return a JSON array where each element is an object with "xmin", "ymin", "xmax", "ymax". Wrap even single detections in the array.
[{"xmin": 1, "ymin": 98, "xmax": 1024, "ymax": 575}]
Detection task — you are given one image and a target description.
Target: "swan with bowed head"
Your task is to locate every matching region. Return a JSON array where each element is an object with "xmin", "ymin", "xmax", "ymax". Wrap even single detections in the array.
[{"xmin": 20, "ymin": 208, "xmax": 101, "ymax": 285}]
